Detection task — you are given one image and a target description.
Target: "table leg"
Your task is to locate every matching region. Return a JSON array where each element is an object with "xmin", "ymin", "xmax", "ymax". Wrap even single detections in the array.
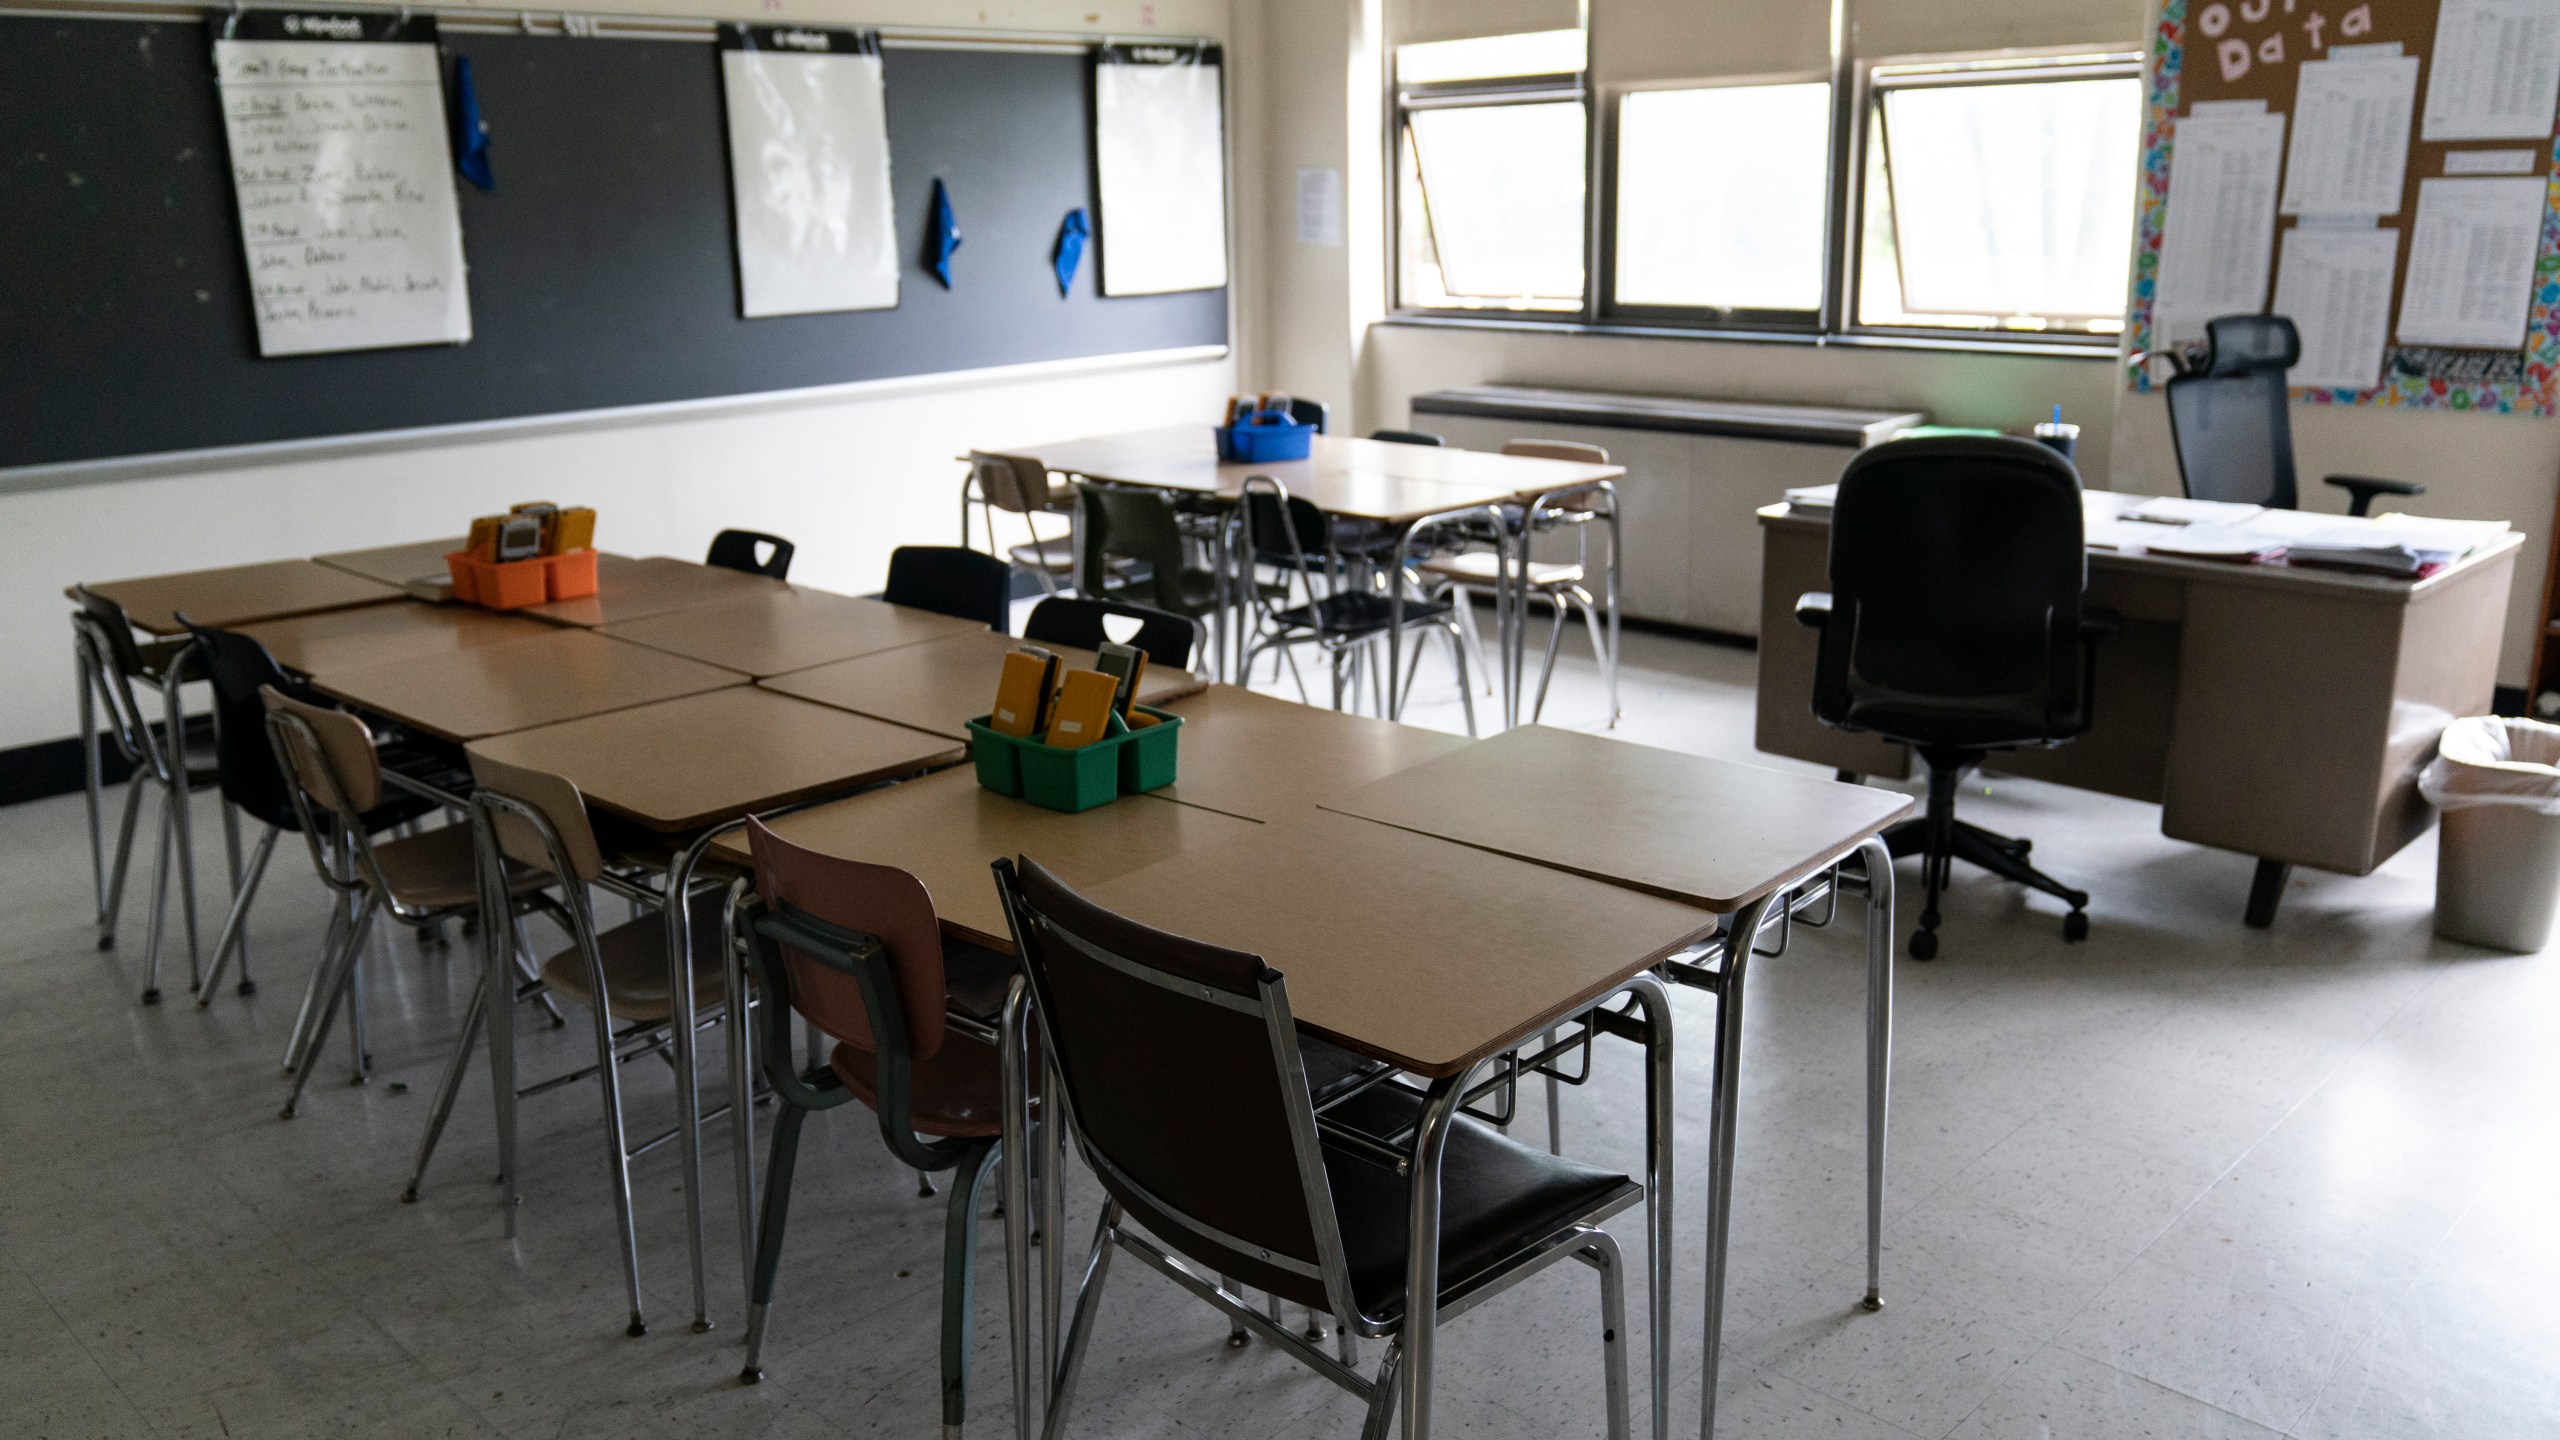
[
  {"xmin": 1857, "ymin": 836, "xmax": 1894, "ymax": 1310},
  {"xmin": 999, "ymin": 977, "xmax": 1036, "ymax": 1440},
  {"xmin": 664, "ymin": 832, "xmax": 721, "ymax": 1333},
  {"xmin": 1696, "ymin": 892, "xmax": 1774, "ymax": 1440},
  {"xmin": 725, "ymin": 879, "xmax": 760, "ymax": 1316},
  {"xmin": 79, "ymin": 641, "xmax": 104, "ymax": 925},
  {"xmin": 1399, "ymin": 1065, "xmax": 1473, "ymax": 1440},
  {"xmin": 1619, "ymin": 973, "xmax": 1677, "ymax": 1440},
  {"xmin": 471, "ymin": 816, "xmax": 521, "ymax": 1239}
]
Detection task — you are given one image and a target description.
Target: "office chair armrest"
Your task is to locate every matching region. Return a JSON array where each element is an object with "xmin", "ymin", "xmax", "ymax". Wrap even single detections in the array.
[
  {"xmin": 2079, "ymin": 607, "xmax": 2120, "ymax": 644},
  {"xmin": 1794, "ymin": 592, "xmax": 1834, "ymax": 629},
  {"xmin": 2322, "ymin": 474, "xmax": 2425, "ymax": 518}
]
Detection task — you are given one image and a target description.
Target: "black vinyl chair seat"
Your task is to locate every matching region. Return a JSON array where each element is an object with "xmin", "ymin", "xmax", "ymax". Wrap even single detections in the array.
[
  {"xmin": 1271, "ymin": 590, "xmax": 1453, "ymax": 640},
  {"xmin": 1318, "ymin": 1085, "xmax": 1638, "ymax": 1321}
]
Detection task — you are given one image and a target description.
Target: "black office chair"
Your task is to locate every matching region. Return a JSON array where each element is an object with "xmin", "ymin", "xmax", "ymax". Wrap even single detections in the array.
[
  {"xmin": 2162, "ymin": 315, "xmax": 2423, "ymax": 516},
  {"xmin": 1368, "ymin": 427, "xmax": 1444, "ymax": 446},
  {"xmin": 1288, "ymin": 396, "xmax": 1331, "ymax": 434},
  {"xmin": 883, "ymin": 545, "xmax": 1012, "ymax": 633},
  {"xmin": 706, "ymin": 529, "xmax": 797, "ymax": 579},
  {"xmin": 1023, "ymin": 596, "xmax": 1196, "ymax": 671},
  {"xmin": 1796, "ymin": 435, "xmax": 2117, "ymax": 959}
]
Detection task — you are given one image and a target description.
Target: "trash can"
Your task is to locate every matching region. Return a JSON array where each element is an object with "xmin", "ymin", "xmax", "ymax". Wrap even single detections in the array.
[{"xmin": 2420, "ymin": 715, "xmax": 2560, "ymax": 951}]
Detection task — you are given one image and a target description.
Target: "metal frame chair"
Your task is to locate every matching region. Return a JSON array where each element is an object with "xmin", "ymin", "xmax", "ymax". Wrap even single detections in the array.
[
  {"xmin": 963, "ymin": 451, "xmax": 1080, "ymax": 594},
  {"xmin": 706, "ymin": 529, "xmax": 797, "ymax": 579},
  {"xmin": 71, "ymin": 589, "xmax": 219, "ymax": 1003},
  {"xmin": 994, "ymin": 856, "xmax": 1638, "ymax": 1440},
  {"xmin": 1415, "ymin": 441, "xmax": 1622, "ymax": 725}
]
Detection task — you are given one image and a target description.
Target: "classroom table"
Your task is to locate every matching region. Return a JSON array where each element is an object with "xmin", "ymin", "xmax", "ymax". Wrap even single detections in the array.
[
  {"xmin": 1146, "ymin": 681, "xmax": 1471, "ymax": 822},
  {"xmin": 313, "ymin": 538, "xmax": 466, "ymax": 588},
  {"xmin": 239, "ymin": 600, "xmax": 555, "ymax": 677},
  {"xmin": 1006, "ymin": 426, "xmax": 1624, "ymax": 706},
  {"xmin": 756, "ymin": 627, "xmax": 1206, "ymax": 740},
  {"xmin": 313, "ymin": 627, "xmax": 742, "ymax": 742},
  {"xmin": 77, "ymin": 558, "xmax": 402, "ymax": 635},
  {"xmin": 1313, "ymin": 724, "xmax": 1911, "ymax": 1440},
  {"xmin": 597, "ymin": 586, "xmax": 987, "ymax": 678},
  {"xmin": 521, "ymin": 554, "xmax": 786, "ymax": 628}
]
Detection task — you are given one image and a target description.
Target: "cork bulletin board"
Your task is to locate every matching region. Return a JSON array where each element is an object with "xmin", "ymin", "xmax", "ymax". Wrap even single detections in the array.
[{"xmin": 2126, "ymin": 0, "xmax": 2560, "ymax": 412}]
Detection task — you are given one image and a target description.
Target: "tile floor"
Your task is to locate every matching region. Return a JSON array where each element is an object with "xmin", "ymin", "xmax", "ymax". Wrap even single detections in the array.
[{"xmin": 3, "ymin": 626, "xmax": 2555, "ymax": 1439}]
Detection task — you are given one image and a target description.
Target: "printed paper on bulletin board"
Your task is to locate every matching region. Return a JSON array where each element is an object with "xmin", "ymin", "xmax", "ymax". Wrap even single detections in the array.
[{"xmin": 2127, "ymin": 0, "xmax": 2560, "ymax": 413}]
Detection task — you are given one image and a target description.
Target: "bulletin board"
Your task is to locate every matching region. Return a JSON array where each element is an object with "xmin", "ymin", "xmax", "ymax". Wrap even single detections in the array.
[{"xmin": 2126, "ymin": 0, "xmax": 2560, "ymax": 412}]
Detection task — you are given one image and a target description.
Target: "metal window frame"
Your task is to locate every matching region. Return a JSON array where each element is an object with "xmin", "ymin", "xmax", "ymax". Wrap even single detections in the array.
[
  {"xmin": 1390, "ymin": 70, "xmax": 1594, "ymax": 318},
  {"xmin": 1838, "ymin": 46, "xmax": 2147, "ymax": 350}
]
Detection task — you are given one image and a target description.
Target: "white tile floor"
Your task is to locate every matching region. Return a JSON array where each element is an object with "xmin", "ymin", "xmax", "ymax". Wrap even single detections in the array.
[{"xmin": 4, "ymin": 624, "xmax": 2556, "ymax": 1439}]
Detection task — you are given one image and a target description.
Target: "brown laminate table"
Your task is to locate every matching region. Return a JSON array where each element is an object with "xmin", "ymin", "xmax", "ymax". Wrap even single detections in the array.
[
  {"xmin": 78, "ymin": 560, "xmax": 403, "ymax": 635},
  {"xmin": 313, "ymin": 538, "xmax": 467, "ymax": 588},
  {"xmin": 1147, "ymin": 682, "xmax": 1471, "ymax": 821},
  {"xmin": 312, "ymin": 627, "xmax": 742, "ymax": 742},
  {"xmin": 521, "ymin": 554, "xmax": 786, "ymax": 628},
  {"xmin": 757, "ymin": 628, "xmax": 1206, "ymax": 740},
  {"xmin": 240, "ymin": 600, "xmax": 556, "ymax": 678},
  {"xmin": 599, "ymin": 587, "xmax": 987, "ymax": 678}
]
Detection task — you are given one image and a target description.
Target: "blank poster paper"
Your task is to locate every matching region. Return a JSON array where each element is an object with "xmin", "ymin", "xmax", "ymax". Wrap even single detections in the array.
[
  {"xmin": 1297, "ymin": 166, "xmax": 1343, "ymax": 247},
  {"xmin": 2272, "ymin": 226, "xmax": 2399, "ymax": 388},
  {"xmin": 2155, "ymin": 104, "xmax": 2286, "ymax": 344},
  {"xmin": 1095, "ymin": 44, "xmax": 1229, "ymax": 295},
  {"xmin": 214, "ymin": 12, "xmax": 470, "ymax": 357},
  {"xmin": 2281, "ymin": 48, "xmax": 2421, "ymax": 215},
  {"xmin": 2399, "ymin": 175, "xmax": 2548, "ymax": 346},
  {"xmin": 2424, "ymin": 0, "xmax": 2560, "ymax": 141},
  {"xmin": 720, "ymin": 25, "xmax": 898, "ymax": 319}
]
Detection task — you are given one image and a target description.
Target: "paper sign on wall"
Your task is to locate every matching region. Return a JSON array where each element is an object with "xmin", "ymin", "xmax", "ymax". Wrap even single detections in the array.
[
  {"xmin": 2154, "ymin": 103, "xmax": 2287, "ymax": 344},
  {"xmin": 2281, "ymin": 47, "xmax": 2421, "ymax": 215},
  {"xmin": 214, "ymin": 11, "xmax": 472, "ymax": 357},
  {"xmin": 2399, "ymin": 175, "xmax": 2548, "ymax": 346},
  {"xmin": 2272, "ymin": 225, "xmax": 2400, "ymax": 388},
  {"xmin": 2423, "ymin": 0, "xmax": 2560, "ymax": 140},
  {"xmin": 720, "ymin": 25, "xmax": 899, "ymax": 319}
]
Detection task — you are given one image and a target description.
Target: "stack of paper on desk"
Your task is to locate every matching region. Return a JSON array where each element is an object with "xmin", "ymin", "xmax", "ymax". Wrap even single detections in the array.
[
  {"xmin": 1783, "ymin": 483, "xmax": 1837, "ymax": 515},
  {"xmin": 2133, "ymin": 524, "xmax": 2287, "ymax": 562},
  {"xmin": 2127, "ymin": 496, "xmax": 2267, "ymax": 526}
]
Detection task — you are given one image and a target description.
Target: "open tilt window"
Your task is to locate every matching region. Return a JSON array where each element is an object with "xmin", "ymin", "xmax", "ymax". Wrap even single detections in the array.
[{"xmin": 1394, "ymin": 28, "xmax": 1589, "ymax": 314}]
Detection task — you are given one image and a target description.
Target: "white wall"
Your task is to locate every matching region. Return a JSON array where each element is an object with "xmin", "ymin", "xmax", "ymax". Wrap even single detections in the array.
[{"xmin": 9, "ymin": 0, "xmax": 1243, "ymax": 754}]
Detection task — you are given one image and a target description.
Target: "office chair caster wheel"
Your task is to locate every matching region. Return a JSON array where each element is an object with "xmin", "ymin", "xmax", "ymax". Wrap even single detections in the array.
[
  {"xmin": 2063, "ymin": 911, "xmax": 2089, "ymax": 942},
  {"xmin": 1907, "ymin": 929, "xmax": 1938, "ymax": 960}
]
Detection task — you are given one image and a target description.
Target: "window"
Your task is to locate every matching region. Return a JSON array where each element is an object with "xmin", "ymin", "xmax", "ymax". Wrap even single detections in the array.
[
  {"xmin": 1394, "ymin": 31, "xmax": 1588, "ymax": 313},
  {"xmin": 1613, "ymin": 82, "xmax": 1832, "ymax": 317},
  {"xmin": 1855, "ymin": 55, "xmax": 2143, "ymax": 336}
]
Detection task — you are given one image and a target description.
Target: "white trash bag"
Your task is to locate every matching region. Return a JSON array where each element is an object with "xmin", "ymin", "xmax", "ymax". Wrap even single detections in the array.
[{"xmin": 2420, "ymin": 715, "xmax": 2560, "ymax": 950}]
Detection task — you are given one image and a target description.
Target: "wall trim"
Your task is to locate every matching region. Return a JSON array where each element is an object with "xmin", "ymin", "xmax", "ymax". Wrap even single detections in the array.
[
  {"xmin": 1378, "ymin": 313, "xmax": 2122, "ymax": 361},
  {"xmin": 0, "ymin": 343, "xmax": 1231, "ymax": 497}
]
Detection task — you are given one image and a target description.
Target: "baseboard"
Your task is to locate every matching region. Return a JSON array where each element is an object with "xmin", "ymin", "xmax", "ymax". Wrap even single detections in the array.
[{"xmin": 0, "ymin": 734, "xmax": 137, "ymax": 809}]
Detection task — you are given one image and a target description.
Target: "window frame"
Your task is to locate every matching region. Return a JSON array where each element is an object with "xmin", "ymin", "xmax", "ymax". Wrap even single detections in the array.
[
  {"xmin": 1391, "ymin": 69, "xmax": 1594, "ymax": 318},
  {"xmin": 1840, "ymin": 47, "xmax": 2146, "ymax": 349}
]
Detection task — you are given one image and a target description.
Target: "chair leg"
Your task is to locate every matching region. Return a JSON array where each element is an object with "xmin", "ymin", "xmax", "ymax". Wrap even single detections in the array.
[
  {"xmin": 1573, "ymin": 587, "xmax": 1617, "ymax": 728},
  {"xmin": 589, "ymin": 981, "xmax": 649, "ymax": 1337},
  {"xmin": 1530, "ymin": 594, "xmax": 1569, "ymax": 723},
  {"xmin": 1222, "ymin": 1277, "xmax": 1249, "ymax": 1347},
  {"xmin": 212, "ymin": 803, "xmax": 247, "ymax": 994},
  {"xmin": 1577, "ymin": 1230, "xmax": 1632, "ymax": 1440},
  {"xmin": 1444, "ymin": 619, "xmax": 1477, "ymax": 738},
  {"xmin": 1541, "ymin": 1027, "xmax": 1562, "ymax": 1155},
  {"xmin": 940, "ymin": 1143, "xmax": 1003, "ymax": 1437},
  {"xmin": 198, "ymin": 824, "xmax": 279, "ymax": 1006},
  {"xmin": 80, "ymin": 652, "xmax": 105, "ymax": 925},
  {"xmin": 140, "ymin": 780, "xmax": 176, "ymax": 1004},
  {"xmin": 282, "ymin": 893, "xmax": 377, "ymax": 1119},
  {"xmin": 1038, "ymin": 1207, "xmax": 1119, "ymax": 1440},
  {"xmin": 402, "ymin": 970, "xmax": 487, "ymax": 1203},
  {"xmin": 170, "ymin": 774, "xmax": 203, "ymax": 995},
  {"xmin": 1356, "ymin": 1339, "xmax": 1405, "ymax": 1440},
  {"xmin": 1449, "ymin": 585, "xmax": 1494, "ymax": 694},
  {"xmin": 740, "ymin": 1099, "xmax": 814, "ymax": 1382},
  {"xmin": 283, "ymin": 887, "xmax": 353, "ymax": 1074},
  {"xmin": 1909, "ymin": 760, "xmax": 1961, "ymax": 960},
  {"xmin": 98, "ymin": 774, "xmax": 145, "ymax": 951}
]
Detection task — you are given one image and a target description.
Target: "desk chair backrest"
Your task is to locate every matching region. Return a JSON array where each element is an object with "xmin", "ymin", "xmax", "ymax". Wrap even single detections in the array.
[
  {"xmin": 70, "ymin": 589, "xmax": 165, "ymax": 775},
  {"xmin": 1240, "ymin": 475, "xmax": 1332, "ymax": 569},
  {"xmin": 182, "ymin": 621, "xmax": 304, "ymax": 830},
  {"xmin": 745, "ymin": 817, "xmax": 948, "ymax": 1062},
  {"xmin": 1287, "ymin": 397, "xmax": 1330, "ymax": 434},
  {"xmin": 884, "ymin": 545, "xmax": 1012, "ymax": 632},
  {"xmin": 707, "ymin": 529, "xmax": 797, "ymax": 580},
  {"xmin": 1077, "ymin": 484, "xmax": 1190, "ymax": 606},
  {"xmin": 994, "ymin": 855, "xmax": 1353, "ymax": 1319},
  {"xmin": 969, "ymin": 451, "xmax": 1059, "ymax": 514},
  {"xmin": 1369, "ymin": 428, "xmax": 1443, "ymax": 446},
  {"xmin": 467, "ymin": 750, "xmax": 605, "ymax": 886},
  {"xmin": 260, "ymin": 686, "xmax": 382, "ymax": 819},
  {"xmin": 1816, "ymin": 435, "xmax": 2092, "ymax": 745},
  {"xmin": 1023, "ymin": 596, "xmax": 1197, "ymax": 670},
  {"xmin": 2164, "ymin": 314, "xmax": 2299, "ymax": 510},
  {"xmin": 1502, "ymin": 439, "xmax": 1611, "ymax": 514}
]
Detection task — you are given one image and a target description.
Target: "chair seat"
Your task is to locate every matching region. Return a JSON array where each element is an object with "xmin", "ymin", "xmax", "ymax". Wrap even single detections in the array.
[
  {"xmin": 832, "ymin": 1033, "xmax": 1009, "ymax": 1139},
  {"xmin": 1007, "ymin": 534, "xmax": 1078, "ymax": 574},
  {"xmin": 1319, "ymin": 1085, "xmax": 1638, "ymax": 1321},
  {"xmin": 370, "ymin": 822, "xmax": 543, "ymax": 914},
  {"xmin": 1417, "ymin": 552, "xmax": 1583, "ymax": 589},
  {"xmin": 538, "ymin": 890, "xmax": 729, "ymax": 1024},
  {"xmin": 1271, "ymin": 591, "xmax": 1453, "ymax": 641}
]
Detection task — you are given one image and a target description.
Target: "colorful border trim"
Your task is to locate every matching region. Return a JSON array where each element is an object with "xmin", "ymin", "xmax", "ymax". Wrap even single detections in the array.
[{"xmin": 2125, "ymin": 0, "xmax": 2560, "ymax": 415}]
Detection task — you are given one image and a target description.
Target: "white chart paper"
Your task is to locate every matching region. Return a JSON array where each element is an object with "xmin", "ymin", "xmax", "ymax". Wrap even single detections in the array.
[
  {"xmin": 1296, "ymin": 167, "xmax": 1343, "ymax": 247},
  {"xmin": 2155, "ymin": 104, "xmax": 2287, "ymax": 343},
  {"xmin": 2424, "ymin": 0, "xmax": 2560, "ymax": 140},
  {"xmin": 1095, "ymin": 45, "xmax": 1230, "ymax": 296},
  {"xmin": 2398, "ymin": 176, "xmax": 2547, "ymax": 346},
  {"xmin": 720, "ymin": 27, "xmax": 898, "ymax": 319},
  {"xmin": 2282, "ymin": 48, "xmax": 2421, "ymax": 215},
  {"xmin": 2271, "ymin": 226, "xmax": 2399, "ymax": 387},
  {"xmin": 215, "ymin": 18, "xmax": 471, "ymax": 357}
]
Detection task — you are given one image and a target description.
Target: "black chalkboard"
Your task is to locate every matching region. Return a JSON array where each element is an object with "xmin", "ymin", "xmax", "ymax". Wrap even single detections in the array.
[{"xmin": 0, "ymin": 17, "xmax": 1228, "ymax": 471}]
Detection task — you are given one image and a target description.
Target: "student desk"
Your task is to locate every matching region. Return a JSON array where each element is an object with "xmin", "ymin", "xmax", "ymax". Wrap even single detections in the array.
[
  {"xmin": 313, "ymin": 628, "xmax": 742, "ymax": 742},
  {"xmin": 77, "ymin": 559, "xmax": 401, "ymax": 635},
  {"xmin": 240, "ymin": 601, "xmax": 554, "ymax": 677},
  {"xmin": 757, "ymin": 628, "xmax": 1206, "ymax": 741},
  {"xmin": 1147, "ymin": 682, "xmax": 1472, "ymax": 821},
  {"xmin": 1754, "ymin": 493, "xmax": 2524, "ymax": 924},
  {"xmin": 313, "ymin": 538, "xmax": 465, "ymax": 588},
  {"xmin": 521, "ymin": 555, "xmax": 785, "ymax": 628},
  {"xmin": 598, "ymin": 586, "xmax": 986, "ymax": 678},
  {"xmin": 1313, "ymin": 725, "xmax": 1909, "ymax": 1440}
]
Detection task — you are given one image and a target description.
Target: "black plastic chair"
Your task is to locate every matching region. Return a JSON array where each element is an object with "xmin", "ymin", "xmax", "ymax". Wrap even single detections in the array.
[
  {"xmin": 1369, "ymin": 428, "xmax": 1444, "ymax": 447},
  {"xmin": 2163, "ymin": 315, "xmax": 2423, "ymax": 515},
  {"xmin": 73, "ymin": 589, "xmax": 218, "ymax": 1002},
  {"xmin": 1288, "ymin": 396, "xmax": 1331, "ymax": 434},
  {"xmin": 1796, "ymin": 435, "xmax": 2116, "ymax": 959},
  {"xmin": 884, "ymin": 545, "xmax": 1012, "ymax": 633},
  {"xmin": 1022, "ymin": 596, "xmax": 1197, "ymax": 670},
  {"xmin": 1075, "ymin": 484, "xmax": 1223, "ymax": 626},
  {"xmin": 993, "ymin": 855, "xmax": 1640, "ymax": 1440},
  {"xmin": 706, "ymin": 529, "xmax": 797, "ymax": 579}
]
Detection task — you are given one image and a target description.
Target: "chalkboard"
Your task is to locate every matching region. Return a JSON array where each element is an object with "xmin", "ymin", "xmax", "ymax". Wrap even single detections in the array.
[{"xmin": 0, "ymin": 16, "xmax": 1229, "ymax": 472}]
